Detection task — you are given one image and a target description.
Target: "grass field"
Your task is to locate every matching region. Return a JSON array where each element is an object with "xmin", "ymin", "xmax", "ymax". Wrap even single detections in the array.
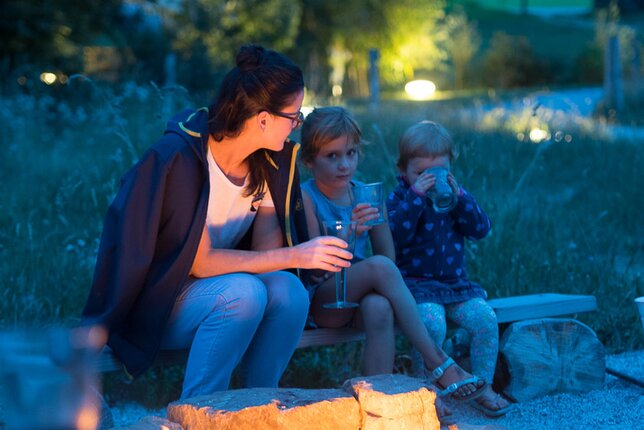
[{"xmin": 1, "ymin": 81, "xmax": 642, "ymax": 404}]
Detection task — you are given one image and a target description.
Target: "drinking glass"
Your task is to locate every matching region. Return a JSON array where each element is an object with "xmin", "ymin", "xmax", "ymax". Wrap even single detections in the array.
[
  {"xmin": 321, "ymin": 220, "xmax": 359, "ymax": 309},
  {"xmin": 352, "ymin": 182, "xmax": 385, "ymax": 226},
  {"xmin": 424, "ymin": 167, "xmax": 457, "ymax": 213}
]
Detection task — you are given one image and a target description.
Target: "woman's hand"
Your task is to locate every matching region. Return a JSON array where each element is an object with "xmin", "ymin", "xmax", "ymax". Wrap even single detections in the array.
[
  {"xmin": 351, "ymin": 203, "xmax": 379, "ymax": 234},
  {"xmin": 293, "ymin": 236, "xmax": 353, "ymax": 272}
]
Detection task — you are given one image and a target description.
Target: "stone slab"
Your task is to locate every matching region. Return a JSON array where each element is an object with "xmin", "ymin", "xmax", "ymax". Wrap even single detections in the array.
[
  {"xmin": 343, "ymin": 374, "xmax": 440, "ymax": 430},
  {"xmin": 167, "ymin": 387, "xmax": 360, "ymax": 430}
]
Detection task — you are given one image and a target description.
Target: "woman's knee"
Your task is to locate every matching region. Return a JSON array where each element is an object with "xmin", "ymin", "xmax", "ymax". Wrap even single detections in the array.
[
  {"xmin": 360, "ymin": 294, "xmax": 394, "ymax": 328},
  {"xmin": 221, "ymin": 274, "xmax": 268, "ymax": 319},
  {"xmin": 259, "ymin": 271, "xmax": 309, "ymax": 320}
]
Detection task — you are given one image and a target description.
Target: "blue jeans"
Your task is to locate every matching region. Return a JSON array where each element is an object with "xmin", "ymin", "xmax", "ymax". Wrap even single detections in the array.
[{"xmin": 160, "ymin": 271, "xmax": 309, "ymax": 399}]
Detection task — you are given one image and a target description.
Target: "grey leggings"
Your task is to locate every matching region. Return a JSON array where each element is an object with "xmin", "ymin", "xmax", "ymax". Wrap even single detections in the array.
[{"xmin": 412, "ymin": 298, "xmax": 499, "ymax": 383}]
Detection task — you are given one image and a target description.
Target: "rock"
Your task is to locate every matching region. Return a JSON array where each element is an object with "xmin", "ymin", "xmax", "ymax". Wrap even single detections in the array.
[
  {"xmin": 167, "ymin": 387, "xmax": 360, "ymax": 430},
  {"xmin": 113, "ymin": 416, "xmax": 183, "ymax": 430},
  {"xmin": 342, "ymin": 374, "xmax": 440, "ymax": 430}
]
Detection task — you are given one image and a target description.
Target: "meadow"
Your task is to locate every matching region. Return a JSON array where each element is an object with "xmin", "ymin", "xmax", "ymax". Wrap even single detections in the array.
[{"xmin": 1, "ymin": 81, "xmax": 642, "ymax": 403}]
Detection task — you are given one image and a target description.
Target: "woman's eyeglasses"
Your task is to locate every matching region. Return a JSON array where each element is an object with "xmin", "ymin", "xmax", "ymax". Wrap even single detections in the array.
[{"xmin": 270, "ymin": 110, "xmax": 304, "ymax": 129}]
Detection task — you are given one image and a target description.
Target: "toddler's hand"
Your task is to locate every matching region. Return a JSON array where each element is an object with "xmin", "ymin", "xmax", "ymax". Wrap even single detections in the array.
[
  {"xmin": 447, "ymin": 172, "xmax": 460, "ymax": 195},
  {"xmin": 352, "ymin": 203, "xmax": 378, "ymax": 234},
  {"xmin": 412, "ymin": 171, "xmax": 436, "ymax": 195}
]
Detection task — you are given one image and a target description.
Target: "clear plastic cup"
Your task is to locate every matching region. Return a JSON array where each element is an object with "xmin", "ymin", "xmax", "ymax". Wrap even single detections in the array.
[
  {"xmin": 352, "ymin": 182, "xmax": 386, "ymax": 226},
  {"xmin": 425, "ymin": 167, "xmax": 457, "ymax": 213}
]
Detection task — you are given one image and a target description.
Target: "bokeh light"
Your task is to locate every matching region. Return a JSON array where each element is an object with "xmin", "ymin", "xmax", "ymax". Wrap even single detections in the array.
[
  {"xmin": 404, "ymin": 80, "xmax": 436, "ymax": 100},
  {"xmin": 40, "ymin": 72, "xmax": 57, "ymax": 85}
]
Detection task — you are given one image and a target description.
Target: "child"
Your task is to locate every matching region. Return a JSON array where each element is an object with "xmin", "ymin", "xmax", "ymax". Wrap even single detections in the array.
[
  {"xmin": 387, "ymin": 120, "xmax": 513, "ymax": 417},
  {"xmin": 300, "ymin": 107, "xmax": 488, "ymax": 417}
]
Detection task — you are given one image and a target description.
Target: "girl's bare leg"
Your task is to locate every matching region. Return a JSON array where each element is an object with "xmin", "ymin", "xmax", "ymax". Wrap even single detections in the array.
[
  {"xmin": 355, "ymin": 293, "xmax": 395, "ymax": 375},
  {"xmin": 311, "ymin": 255, "xmax": 484, "ymax": 397}
]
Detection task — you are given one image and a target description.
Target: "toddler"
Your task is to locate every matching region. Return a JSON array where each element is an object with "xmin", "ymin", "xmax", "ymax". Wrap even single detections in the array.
[{"xmin": 387, "ymin": 120, "xmax": 512, "ymax": 417}]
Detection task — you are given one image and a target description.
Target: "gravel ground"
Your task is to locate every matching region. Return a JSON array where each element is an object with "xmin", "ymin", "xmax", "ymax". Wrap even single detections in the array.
[{"xmin": 109, "ymin": 350, "xmax": 644, "ymax": 430}]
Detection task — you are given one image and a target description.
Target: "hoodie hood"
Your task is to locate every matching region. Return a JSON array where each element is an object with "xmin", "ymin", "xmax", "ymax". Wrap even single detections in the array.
[{"xmin": 164, "ymin": 107, "xmax": 210, "ymax": 163}]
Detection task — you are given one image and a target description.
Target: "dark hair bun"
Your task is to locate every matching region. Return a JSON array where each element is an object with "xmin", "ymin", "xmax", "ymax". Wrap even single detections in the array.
[{"xmin": 236, "ymin": 45, "xmax": 266, "ymax": 73}]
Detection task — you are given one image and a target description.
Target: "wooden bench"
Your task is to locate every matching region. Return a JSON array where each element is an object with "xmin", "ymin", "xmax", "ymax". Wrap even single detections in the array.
[{"xmin": 92, "ymin": 293, "xmax": 597, "ymax": 374}]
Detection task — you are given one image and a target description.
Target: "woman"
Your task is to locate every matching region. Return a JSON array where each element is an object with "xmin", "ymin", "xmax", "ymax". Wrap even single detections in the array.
[{"xmin": 82, "ymin": 45, "xmax": 351, "ymax": 399}]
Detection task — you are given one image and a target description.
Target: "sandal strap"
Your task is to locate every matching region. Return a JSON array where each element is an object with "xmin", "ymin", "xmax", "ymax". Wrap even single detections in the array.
[
  {"xmin": 428, "ymin": 357, "xmax": 456, "ymax": 382},
  {"xmin": 437, "ymin": 376, "xmax": 481, "ymax": 397}
]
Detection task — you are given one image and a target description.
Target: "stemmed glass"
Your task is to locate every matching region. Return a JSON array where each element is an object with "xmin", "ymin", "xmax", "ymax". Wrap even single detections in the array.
[{"xmin": 322, "ymin": 220, "xmax": 359, "ymax": 309}]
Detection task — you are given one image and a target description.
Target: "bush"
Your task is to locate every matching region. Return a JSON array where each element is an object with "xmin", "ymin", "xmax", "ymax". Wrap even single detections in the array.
[{"xmin": 481, "ymin": 32, "xmax": 551, "ymax": 89}]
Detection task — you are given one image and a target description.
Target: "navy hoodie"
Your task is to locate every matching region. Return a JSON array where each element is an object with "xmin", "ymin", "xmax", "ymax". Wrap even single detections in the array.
[{"xmin": 82, "ymin": 108, "xmax": 309, "ymax": 378}]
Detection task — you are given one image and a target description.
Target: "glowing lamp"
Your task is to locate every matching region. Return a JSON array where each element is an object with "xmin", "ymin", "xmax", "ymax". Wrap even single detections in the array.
[
  {"xmin": 40, "ymin": 72, "xmax": 57, "ymax": 85},
  {"xmin": 405, "ymin": 80, "xmax": 436, "ymax": 100},
  {"xmin": 529, "ymin": 128, "xmax": 549, "ymax": 143}
]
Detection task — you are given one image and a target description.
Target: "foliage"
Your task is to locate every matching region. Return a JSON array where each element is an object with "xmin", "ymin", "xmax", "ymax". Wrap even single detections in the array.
[
  {"xmin": 171, "ymin": 0, "xmax": 301, "ymax": 89},
  {"xmin": 440, "ymin": 5, "xmax": 482, "ymax": 90},
  {"xmin": 0, "ymin": 0, "xmax": 124, "ymax": 75},
  {"xmin": 594, "ymin": 0, "xmax": 639, "ymax": 71},
  {"xmin": 294, "ymin": 0, "xmax": 447, "ymax": 98},
  {"xmin": 377, "ymin": 0, "xmax": 447, "ymax": 85},
  {"xmin": 481, "ymin": 32, "xmax": 551, "ymax": 88},
  {"xmin": 574, "ymin": 43, "xmax": 605, "ymax": 84}
]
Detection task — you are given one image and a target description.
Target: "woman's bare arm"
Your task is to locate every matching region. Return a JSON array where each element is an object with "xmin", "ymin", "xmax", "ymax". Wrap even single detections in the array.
[{"xmin": 190, "ymin": 205, "xmax": 351, "ymax": 278}]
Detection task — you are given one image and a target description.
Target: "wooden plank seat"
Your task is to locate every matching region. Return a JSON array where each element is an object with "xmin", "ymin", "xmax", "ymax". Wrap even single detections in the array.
[{"xmin": 93, "ymin": 293, "xmax": 597, "ymax": 374}]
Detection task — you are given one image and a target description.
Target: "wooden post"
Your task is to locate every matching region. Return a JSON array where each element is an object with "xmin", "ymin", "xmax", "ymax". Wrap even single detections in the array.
[
  {"xmin": 604, "ymin": 35, "xmax": 625, "ymax": 112},
  {"xmin": 629, "ymin": 39, "xmax": 641, "ymax": 83},
  {"xmin": 368, "ymin": 49, "xmax": 380, "ymax": 111},
  {"xmin": 500, "ymin": 318, "xmax": 605, "ymax": 402},
  {"xmin": 164, "ymin": 52, "xmax": 176, "ymax": 87}
]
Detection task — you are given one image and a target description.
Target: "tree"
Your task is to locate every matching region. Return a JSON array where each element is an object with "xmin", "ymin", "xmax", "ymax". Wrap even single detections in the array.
[
  {"xmin": 441, "ymin": 6, "xmax": 480, "ymax": 90},
  {"xmin": 377, "ymin": 0, "xmax": 446, "ymax": 87},
  {"xmin": 295, "ymin": 0, "xmax": 447, "ymax": 97},
  {"xmin": 171, "ymin": 0, "xmax": 302, "ymax": 77},
  {"xmin": 482, "ymin": 32, "xmax": 547, "ymax": 88},
  {"xmin": 0, "ymin": 0, "xmax": 124, "ymax": 75}
]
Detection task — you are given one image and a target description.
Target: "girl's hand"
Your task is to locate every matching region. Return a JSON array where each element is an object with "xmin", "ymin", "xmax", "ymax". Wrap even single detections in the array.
[
  {"xmin": 293, "ymin": 236, "xmax": 353, "ymax": 272},
  {"xmin": 447, "ymin": 172, "xmax": 460, "ymax": 195},
  {"xmin": 351, "ymin": 203, "xmax": 378, "ymax": 234},
  {"xmin": 412, "ymin": 171, "xmax": 436, "ymax": 195}
]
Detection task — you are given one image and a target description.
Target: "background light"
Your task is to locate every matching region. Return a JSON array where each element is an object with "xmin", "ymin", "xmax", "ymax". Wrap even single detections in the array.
[
  {"xmin": 529, "ymin": 128, "xmax": 549, "ymax": 143},
  {"xmin": 40, "ymin": 72, "xmax": 57, "ymax": 85},
  {"xmin": 405, "ymin": 80, "xmax": 436, "ymax": 100}
]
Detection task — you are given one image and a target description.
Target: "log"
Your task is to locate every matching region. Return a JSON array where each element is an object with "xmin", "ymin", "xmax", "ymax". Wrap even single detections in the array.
[{"xmin": 500, "ymin": 318, "xmax": 605, "ymax": 402}]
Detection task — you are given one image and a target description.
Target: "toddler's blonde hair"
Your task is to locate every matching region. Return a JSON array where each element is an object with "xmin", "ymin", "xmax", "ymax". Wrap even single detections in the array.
[{"xmin": 397, "ymin": 121, "xmax": 457, "ymax": 170}]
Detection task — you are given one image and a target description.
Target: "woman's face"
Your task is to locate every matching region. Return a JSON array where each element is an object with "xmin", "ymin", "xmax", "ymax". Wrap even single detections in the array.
[{"xmin": 263, "ymin": 89, "xmax": 305, "ymax": 151}]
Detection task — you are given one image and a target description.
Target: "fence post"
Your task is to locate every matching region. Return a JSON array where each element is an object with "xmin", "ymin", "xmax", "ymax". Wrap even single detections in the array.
[
  {"xmin": 368, "ymin": 48, "xmax": 380, "ymax": 111},
  {"xmin": 603, "ymin": 35, "xmax": 624, "ymax": 112}
]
